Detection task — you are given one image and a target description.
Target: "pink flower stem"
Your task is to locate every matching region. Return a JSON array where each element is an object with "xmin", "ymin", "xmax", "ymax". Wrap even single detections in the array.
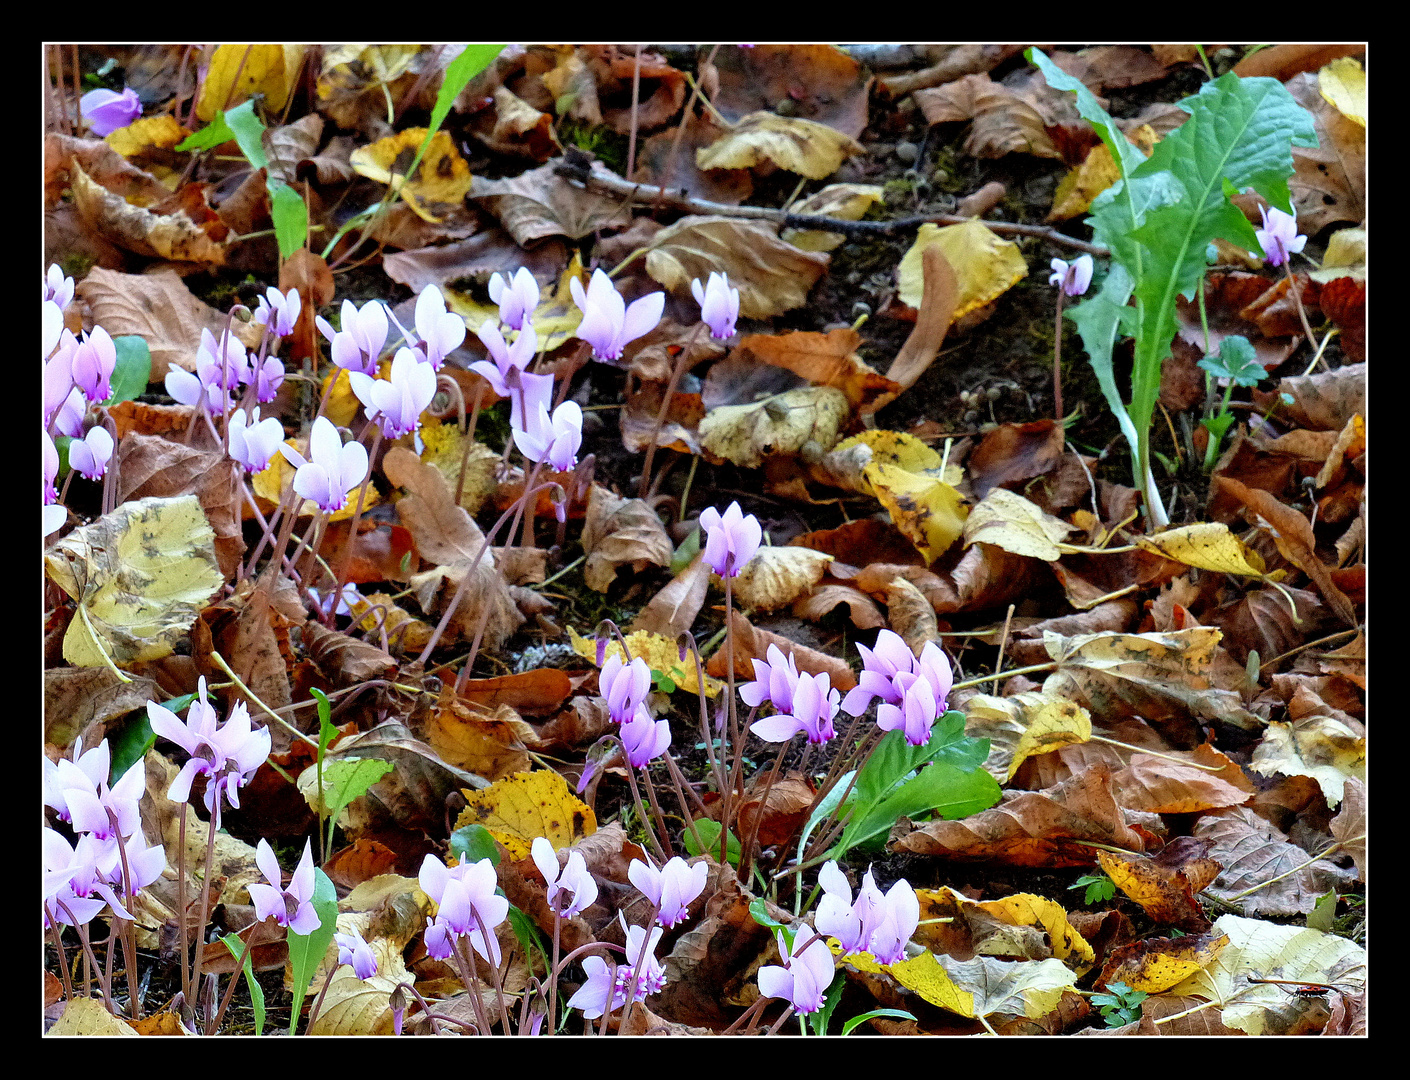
[
  {"xmin": 639, "ymin": 321, "xmax": 707, "ymax": 499},
  {"xmin": 1283, "ymin": 263, "xmax": 1323, "ymax": 371},
  {"xmin": 474, "ymin": 908, "xmax": 514, "ymax": 1032},
  {"xmin": 1053, "ymin": 290, "xmax": 1066, "ymax": 424},
  {"xmin": 740, "ymin": 740, "xmax": 790, "ymax": 883},
  {"xmin": 450, "ymin": 936, "xmax": 494, "ymax": 1035},
  {"xmin": 304, "ymin": 954, "xmax": 339, "ymax": 1033},
  {"xmin": 616, "ymin": 902, "xmax": 662, "ymax": 1035},
  {"xmin": 186, "ymin": 802, "xmax": 223, "ymax": 1020},
  {"xmin": 48, "ymin": 918, "xmax": 74, "ymax": 1003},
  {"xmin": 327, "ymin": 425, "xmax": 384, "ymax": 626},
  {"xmin": 621, "ymin": 741, "xmax": 668, "ymax": 862},
  {"xmin": 546, "ymin": 914, "xmax": 562, "ymax": 1034},
  {"xmin": 54, "ymin": 900, "xmax": 116, "ymax": 1013},
  {"xmin": 105, "ymin": 808, "xmax": 141, "ymax": 1019},
  {"xmin": 641, "ymin": 763, "xmax": 675, "ymax": 858}
]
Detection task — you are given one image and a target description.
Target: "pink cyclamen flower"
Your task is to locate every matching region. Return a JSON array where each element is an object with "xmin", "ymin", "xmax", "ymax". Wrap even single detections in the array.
[
  {"xmin": 145, "ymin": 676, "xmax": 271, "ymax": 813},
  {"xmin": 317, "ymin": 300, "xmax": 389, "ymax": 376},
  {"xmin": 43, "ymin": 735, "xmax": 110, "ymax": 825},
  {"xmin": 311, "ymin": 583, "xmax": 361, "ymax": 618},
  {"xmin": 750, "ymin": 670, "xmax": 838, "ymax": 745},
  {"xmin": 567, "ymin": 916, "xmax": 665, "ymax": 1019},
  {"xmin": 228, "ymin": 407, "xmax": 284, "ymax": 474},
  {"xmin": 619, "ymin": 704, "xmax": 671, "ymax": 768},
  {"xmin": 691, "ymin": 272, "xmax": 740, "ymax": 339},
  {"xmin": 628, "ymin": 855, "xmax": 708, "ymax": 928},
  {"xmin": 513, "ymin": 400, "xmax": 582, "ymax": 473},
  {"xmin": 570, "ymin": 268, "xmax": 665, "ymax": 362},
  {"xmin": 876, "ymin": 673, "xmax": 939, "ymax": 747},
  {"xmin": 335, "ymin": 927, "xmax": 379, "ymax": 980},
  {"xmin": 1255, "ymin": 206, "xmax": 1307, "ymax": 268},
  {"xmin": 532, "ymin": 836, "xmax": 599, "ymax": 919},
  {"xmin": 865, "ymin": 878, "xmax": 919, "ymax": 966},
  {"xmin": 196, "ymin": 328, "xmax": 250, "ymax": 392},
  {"xmin": 43, "ymin": 431, "xmax": 60, "ymax": 504},
  {"xmin": 70, "ymin": 326, "xmax": 117, "ymax": 403},
  {"xmin": 253, "ymin": 287, "xmax": 300, "ymax": 338},
  {"xmin": 67, "ymin": 426, "xmax": 114, "ymax": 482},
  {"xmin": 280, "ymin": 416, "xmax": 369, "ymax": 514},
  {"xmin": 413, "ymin": 284, "xmax": 466, "ymax": 369},
  {"xmin": 45, "ymin": 264, "xmax": 75, "ymax": 310},
  {"xmin": 419, "ymin": 854, "xmax": 509, "ymax": 967},
  {"xmin": 80, "ymin": 86, "xmax": 142, "ymax": 136},
  {"xmin": 64, "ymin": 758, "xmax": 144, "ymax": 842},
  {"xmin": 250, "ymin": 839, "xmax": 321, "ymax": 936},
  {"xmin": 757, "ymin": 929, "xmax": 835, "ymax": 1015},
  {"xmin": 43, "ymin": 829, "xmax": 126, "ymax": 927},
  {"xmin": 600, "ymin": 653, "xmax": 652, "ymax": 725},
  {"xmin": 699, "ymin": 501, "xmax": 762, "ymax": 577},
  {"xmin": 1049, "ymin": 255, "xmax": 1093, "ymax": 297},
  {"xmin": 814, "ymin": 862, "xmax": 917, "ymax": 965},
  {"xmin": 350, "ymin": 347, "xmax": 437, "ymax": 439},
  {"xmin": 248, "ymin": 357, "xmax": 285, "ymax": 405},
  {"xmin": 842, "ymin": 629, "xmax": 930, "ymax": 717},
  {"xmin": 53, "ymin": 387, "xmax": 87, "ymax": 439},
  {"xmin": 44, "ymin": 333, "xmax": 77, "ymax": 420},
  {"xmin": 469, "ymin": 319, "xmax": 537, "ymax": 397},
  {"xmin": 739, "ymin": 643, "xmax": 802, "ymax": 714},
  {"xmin": 488, "ymin": 267, "xmax": 540, "ymax": 331}
]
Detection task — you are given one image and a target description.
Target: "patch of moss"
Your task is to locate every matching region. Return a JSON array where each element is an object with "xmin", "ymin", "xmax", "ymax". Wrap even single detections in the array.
[{"xmin": 558, "ymin": 119, "xmax": 628, "ymax": 175}]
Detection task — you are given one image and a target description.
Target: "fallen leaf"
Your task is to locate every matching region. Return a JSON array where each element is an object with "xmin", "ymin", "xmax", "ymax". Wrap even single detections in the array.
[
  {"xmin": 1097, "ymin": 837, "xmax": 1222, "ymax": 932},
  {"xmin": 705, "ymin": 609, "xmax": 856, "ymax": 693},
  {"xmin": 914, "ymin": 73, "xmax": 1063, "ymax": 160},
  {"xmin": 423, "ymin": 694, "xmax": 534, "ymax": 782},
  {"xmin": 963, "ymin": 691, "xmax": 1093, "ymax": 782},
  {"xmin": 45, "ymin": 496, "xmax": 223, "ymax": 669},
  {"xmin": 1194, "ymin": 806, "xmax": 1356, "ymax": 917},
  {"xmin": 730, "ymin": 546, "xmax": 833, "ymax": 611},
  {"xmin": 469, "ymin": 85, "xmax": 561, "ymax": 161},
  {"xmin": 933, "ymin": 954, "xmax": 1077, "ymax": 1021},
  {"xmin": 642, "ymin": 216, "xmax": 831, "ymax": 319},
  {"xmin": 793, "ymin": 582, "xmax": 884, "ymax": 630},
  {"xmin": 1164, "ymin": 914, "xmax": 1365, "ymax": 1035},
  {"xmin": 1133, "ymin": 522, "xmax": 1268, "ymax": 577},
  {"xmin": 870, "ymin": 246, "xmax": 958, "ymax": 413},
  {"xmin": 350, "ymin": 128, "xmax": 473, "ymax": 224},
  {"xmin": 568, "ymin": 626, "xmax": 722, "ymax": 698},
  {"xmin": 699, "ymin": 385, "xmax": 849, "ymax": 469},
  {"xmin": 728, "ymin": 329, "xmax": 897, "ymax": 411},
  {"xmin": 628, "ymin": 554, "xmax": 712, "ymax": 640},
  {"xmin": 967, "ymin": 419, "xmax": 1066, "ymax": 500},
  {"xmin": 70, "ymin": 162, "xmax": 227, "ymax": 265},
  {"xmin": 416, "ymin": 418, "xmax": 500, "ymax": 516},
  {"xmin": 1112, "ymin": 750, "xmax": 1253, "ymax": 815},
  {"xmin": 964, "ymin": 487, "xmax": 1074, "ymax": 562},
  {"xmin": 453, "ymin": 770, "xmax": 596, "ymax": 860},
  {"xmin": 46, "ymin": 997, "xmax": 141, "ymax": 1037},
  {"xmin": 1267, "ymin": 363, "xmax": 1365, "ymax": 433},
  {"xmin": 470, "ymin": 158, "xmax": 630, "ymax": 244},
  {"xmin": 1329, "ymin": 777, "xmax": 1365, "ymax": 882},
  {"xmin": 1285, "ymin": 72, "xmax": 1364, "ymax": 233},
  {"xmin": 898, "ymin": 218, "xmax": 1027, "ymax": 319},
  {"xmin": 458, "ymin": 669, "xmax": 573, "ymax": 715},
  {"xmin": 195, "ymin": 43, "xmax": 305, "ymax": 120},
  {"xmin": 1048, "ymin": 126, "xmax": 1156, "ymax": 221},
  {"xmin": 581, "ymin": 485, "xmax": 673, "ymax": 592},
  {"xmin": 790, "ymin": 519, "xmax": 923, "ymax": 568},
  {"xmin": 709, "ymin": 44, "xmax": 871, "ymax": 139},
  {"xmin": 44, "ymin": 667, "xmax": 159, "ymax": 750},
  {"xmin": 1098, "ymin": 930, "xmax": 1230, "ymax": 995},
  {"xmin": 307, "ymin": 933, "xmax": 412, "ymax": 1035},
  {"xmin": 301, "ymin": 621, "xmax": 398, "ymax": 686},
  {"xmin": 781, "ymin": 183, "xmax": 886, "ymax": 251},
  {"xmin": 1251, "ymin": 717, "xmax": 1365, "ymax": 808},
  {"xmin": 695, "ymin": 111, "xmax": 863, "ymax": 178}
]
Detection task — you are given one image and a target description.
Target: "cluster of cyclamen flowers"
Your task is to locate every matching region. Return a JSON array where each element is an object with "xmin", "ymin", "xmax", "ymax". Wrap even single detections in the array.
[{"xmin": 599, "ymin": 652, "xmax": 672, "ymax": 767}]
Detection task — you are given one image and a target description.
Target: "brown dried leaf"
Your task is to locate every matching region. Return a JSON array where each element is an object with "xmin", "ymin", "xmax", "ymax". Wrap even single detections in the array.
[
  {"xmin": 70, "ymin": 162, "xmax": 227, "ymax": 265},
  {"xmin": 1267, "ymin": 363, "xmax": 1365, "ymax": 433},
  {"xmin": 914, "ymin": 73, "xmax": 1062, "ymax": 159},
  {"xmin": 422, "ymin": 694, "xmax": 533, "ymax": 782},
  {"xmin": 1097, "ymin": 930, "xmax": 1230, "ymax": 995},
  {"xmin": 792, "ymin": 582, "xmax": 884, "ymax": 630},
  {"xmin": 728, "ymin": 329, "xmax": 898, "ymax": 411},
  {"xmin": 470, "ymin": 158, "xmax": 630, "ymax": 243},
  {"xmin": 1095, "ymin": 836, "xmax": 1221, "ymax": 932},
  {"xmin": 1194, "ymin": 806, "xmax": 1355, "ymax": 917},
  {"xmin": 301, "ymin": 621, "xmax": 398, "ymax": 686},
  {"xmin": 629, "ymin": 554, "xmax": 712, "ymax": 639},
  {"xmin": 1329, "ymin": 777, "xmax": 1365, "ymax": 882},
  {"xmin": 696, "ymin": 112, "xmax": 863, "ymax": 179},
  {"xmin": 730, "ymin": 547, "xmax": 834, "ymax": 611},
  {"xmin": 581, "ymin": 485, "xmax": 673, "ymax": 592},
  {"xmin": 710, "ymin": 45, "xmax": 871, "ymax": 139},
  {"xmin": 885, "ymin": 575, "xmax": 940, "ymax": 652},
  {"xmin": 705, "ymin": 610, "xmax": 857, "ymax": 692},
  {"xmin": 1285, "ymin": 72, "xmax": 1364, "ymax": 233},
  {"xmin": 968, "ymin": 420, "xmax": 1066, "ymax": 501},
  {"xmin": 1111, "ymin": 753, "xmax": 1251, "ymax": 815},
  {"xmin": 44, "ymin": 667, "xmax": 159, "ymax": 751},
  {"xmin": 893, "ymin": 763, "xmax": 1147, "ymax": 867}
]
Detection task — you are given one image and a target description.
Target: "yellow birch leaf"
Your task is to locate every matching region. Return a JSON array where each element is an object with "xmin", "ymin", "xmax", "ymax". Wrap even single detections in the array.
[
  {"xmin": 782, "ymin": 183, "xmax": 886, "ymax": 251},
  {"xmin": 1048, "ymin": 125, "xmax": 1157, "ymax": 222},
  {"xmin": 963, "ymin": 487, "xmax": 1072, "ymax": 561},
  {"xmin": 839, "ymin": 945, "xmax": 976, "ymax": 1017},
  {"xmin": 106, "ymin": 116, "xmax": 189, "ymax": 158},
  {"xmin": 350, "ymin": 129, "xmax": 473, "ymax": 224},
  {"xmin": 568, "ymin": 626, "xmax": 723, "ymax": 698},
  {"xmin": 1134, "ymin": 522, "xmax": 1266, "ymax": 576},
  {"xmin": 453, "ymin": 770, "xmax": 596, "ymax": 860},
  {"xmin": 195, "ymin": 44, "xmax": 306, "ymax": 121},
  {"xmin": 1318, "ymin": 57, "xmax": 1366, "ymax": 127},
  {"xmin": 695, "ymin": 112, "xmax": 864, "ymax": 179},
  {"xmin": 44, "ymin": 495, "xmax": 223, "ymax": 668},
  {"xmin": 699, "ymin": 386, "xmax": 849, "ymax": 469},
  {"xmin": 1101, "ymin": 932, "xmax": 1230, "ymax": 994},
  {"xmin": 863, "ymin": 460, "xmax": 967, "ymax": 563},
  {"xmin": 897, "ymin": 219, "xmax": 1028, "ymax": 317}
]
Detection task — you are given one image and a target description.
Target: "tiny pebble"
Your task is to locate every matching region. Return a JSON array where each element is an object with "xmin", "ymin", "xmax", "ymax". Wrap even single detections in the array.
[
  {"xmin": 775, "ymin": 98, "xmax": 799, "ymax": 117},
  {"xmin": 963, "ymin": 409, "xmax": 980, "ymax": 424},
  {"xmin": 985, "ymin": 386, "xmax": 1003, "ymax": 402},
  {"xmin": 895, "ymin": 141, "xmax": 919, "ymax": 164}
]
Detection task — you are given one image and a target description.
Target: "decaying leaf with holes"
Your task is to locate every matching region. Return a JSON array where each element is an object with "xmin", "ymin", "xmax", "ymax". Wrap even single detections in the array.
[
  {"xmin": 45, "ymin": 495, "xmax": 223, "ymax": 670},
  {"xmin": 1097, "ymin": 930, "xmax": 1230, "ymax": 995},
  {"xmin": 454, "ymin": 770, "xmax": 596, "ymax": 860}
]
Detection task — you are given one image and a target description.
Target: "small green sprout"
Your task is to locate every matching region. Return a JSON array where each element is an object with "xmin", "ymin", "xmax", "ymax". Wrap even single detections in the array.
[
  {"xmin": 1069, "ymin": 873, "xmax": 1116, "ymax": 905},
  {"xmin": 1092, "ymin": 982, "xmax": 1147, "ymax": 1028}
]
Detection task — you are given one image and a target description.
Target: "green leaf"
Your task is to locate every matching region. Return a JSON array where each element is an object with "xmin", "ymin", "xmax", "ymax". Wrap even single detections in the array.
[
  {"xmin": 844, "ymin": 760, "xmax": 1001, "ymax": 853},
  {"xmin": 1199, "ymin": 335, "xmax": 1263, "ymax": 386},
  {"xmin": 107, "ymin": 714, "xmax": 157, "ymax": 786},
  {"xmin": 670, "ymin": 526, "xmax": 701, "ymax": 575},
  {"xmin": 287, "ymin": 867, "xmax": 338, "ymax": 1034},
  {"xmin": 103, "ymin": 336, "xmax": 152, "ymax": 405},
  {"xmin": 224, "ymin": 99, "xmax": 268, "ymax": 171},
  {"xmin": 805, "ymin": 971, "xmax": 846, "ymax": 1035},
  {"xmin": 1307, "ymin": 889, "xmax": 1338, "ymax": 933},
  {"xmin": 306, "ymin": 757, "xmax": 394, "ymax": 834},
  {"xmin": 747, "ymin": 896, "xmax": 794, "ymax": 954},
  {"xmin": 54, "ymin": 435, "xmax": 73, "ymax": 478},
  {"xmin": 508, "ymin": 904, "xmax": 549, "ymax": 970},
  {"xmin": 221, "ymin": 932, "xmax": 265, "ymax": 1036},
  {"xmin": 430, "ymin": 46, "xmax": 505, "ymax": 134},
  {"xmin": 683, "ymin": 818, "xmax": 741, "ymax": 866},
  {"xmin": 841, "ymin": 1008, "xmax": 916, "ymax": 1035},
  {"xmin": 313, "ymin": 689, "xmax": 336, "ymax": 759},
  {"xmin": 176, "ymin": 114, "xmax": 235, "ymax": 153},
  {"xmin": 449, "ymin": 823, "xmax": 501, "ymax": 867},
  {"xmin": 268, "ymin": 180, "xmax": 307, "ymax": 259}
]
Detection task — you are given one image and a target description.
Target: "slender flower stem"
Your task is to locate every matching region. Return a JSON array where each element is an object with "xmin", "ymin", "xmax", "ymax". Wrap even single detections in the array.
[
  {"xmin": 616, "ymin": 901, "xmax": 662, "ymax": 1035},
  {"xmin": 547, "ymin": 915, "xmax": 561, "ymax": 1035},
  {"xmin": 718, "ymin": 576, "xmax": 740, "ymax": 866},
  {"xmin": 740, "ymin": 740, "xmax": 789, "ymax": 882},
  {"xmin": 305, "ymin": 958, "xmax": 339, "ymax": 1033},
  {"xmin": 653, "ymin": 45, "xmax": 722, "ymax": 215},
  {"xmin": 1053, "ymin": 290, "xmax": 1066, "ymax": 423},
  {"xmin": 177, "ymin": 808, "xmax": 190, "ymax": 1002},
  {"xmin": 207, "ymin": 922, "xmax": 256, "ymax": 1034},
  {"xmin": 1283, "ymin": 263, "xmax": 1322, "ymax": 370},
  {"xmin": 641, "ymin": 765, "xmax": 674, "ymax": 858},
  {"xmin": 765, "ymin": 1004, "xmax": 797, "ymax": 1035},
  {"xmin": 328, "ymin": 425, "xmax": 384, "ymax": 625},
  {"xmin": 623, "ymin": 750, "xmax": 667, "ymax": 861},
  {"xmin": 48, "ymin": 920, "xmax": 75, "ymax": 1004},
  {"xmin": 53, "ymin": 900, "xmax": 116, "ymax": 1014},
  {"xmin": 450, "ymin": 937, "xmax": 494, "ymax": 1035},
  {"xmin": 186, "ymin": 803, "xmax": 223, "ymax": 1016},
  {"xmin": 105, "ymin": 808, "xmax": 141, "ymax": 1019},
  {"xmin": 474, "ymin": 908, "xmax": 514, "ymax": 1032},
  {"xmin": 639, "ymin": 322, "xmax": 707, "ymax": 499}
]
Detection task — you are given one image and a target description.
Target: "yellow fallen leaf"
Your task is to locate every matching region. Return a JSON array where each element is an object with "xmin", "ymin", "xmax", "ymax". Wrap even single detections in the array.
[
  {"xmin": 782, "ymin": 183, "xmax": 886, "ymax": 252},
  {"xmin": 44, "ymin": 495, "xmax": 223, "ymax": 669},
  {"xmin": 1134, "ymin": 522, "xmax": 1267, "ymax": 576},
  {"xmin": 307, "ymin": 915, "xmax": 413, "ymax": 1035},
  {"xmin": 730, "ymin": 547, "xmax": 834, "ymax": 611},
  {"xmin": 348, "ymin": 593, "xmax": 433, "ymax": 652},
  {"xmin": 699, "ymin": 386, "xmax": 849, "ymax": 469},
  {"xmin": 350, "ymin": 129, "xmax": 473, "ymax": 224},
  {"xmin": 568, "ymin": 626, "xmax": 723, "ymax": 698},
  {"xmin": 1101, "ymin": 932, "xmax": 1230, "ymax": 994},
  {"xmin": 106, "ymin": 116, "xmax": 190, "ymax": 158},
  {"xmin": 1318, "ymin": 57, "xmax": 1366, "ymax": 127},
  {"xmin": 898, "ymin": 219, "xmax": 1028, "ymax": 318},
  {"xmin": 696, "ymin": 112, "xmax": 864, "ymax": 179},
  {"xmin": 1048, "ymin": 125, "xmax": 1156, "ymax": 222},
  {"xmin": 195, "ymin": 44, "xmax": 306, "ymax": 121},
  {"xmin": 45, "ymin": 996, "xmax": 141, "ymax": 1037},
  {"xmin": 453, "ymin": 770, "xmax": 596, "ymax": 860},
  {"xmin": 252, "ymin": 436, "xmax": 378, "ymax": 522},
  {"xmin": 417, "ymin": 418, "xmax": 499, "ymax": 516},
  {"xmin": 915, "ymin": 886, "xmax": 1096, "ymax": 973},
  {"xmin": 963, "ymin": 487, "xmax": 1073, "ymax": 562},
  {"xmin": 842, "ymin": 946, "xmax": 976, "ymax": 1017},
  {"xmin": 445, "ymin": 254, "xmax": 588, "ymax": 353},
  {"xmin": 864, "ymin": 460, "xmax": 968, "ymax": 564},
  {"xmin": 963, "ymin": 692, "xmax": 1093, "ymax": 780},
  {"xmin": 1251, "ymin": 717, "xmax": 1365, "ymax": 808}
]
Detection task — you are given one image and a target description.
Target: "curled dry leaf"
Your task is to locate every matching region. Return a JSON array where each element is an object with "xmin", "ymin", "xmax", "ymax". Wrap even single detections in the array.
[
  {"xmin": 1194, "ymin": 806, "xmax": 1356, "ymax": 918},
  {"xmin": 699, "ymin": 385, "xmax": 849, "ymax": 469},
  {"xmin": 869, "ymin": 246, "xmax": 958, "ymax": 414},
  {"xmin": 629, "ymin": 553, "xmax": 712, "ymax": 640},
  {"xmin": 423, "ymin": 693, "xmax": 534, "ymax": 782},
  {"xmin": 1097, "ymin": 930, "xmax": 1231, "ymax": 995},
  {"xmin": 968, "ymin": 420, "xmax": 1066, "ymax": 501},
  {"xmin": 69, "ymin": 162, "xmax": 227, "ymax": 266},
  {"xmin": 470, "ymin": 158, "xmax": 630, "ymax": 244},
  {"xmin": 885, "ymin": 575, "xmax": 940, "ymax": 653},
  {"xmin": 781, "ymin": 183, "xmax": 886, "ymax": 251},
  {"xmin": 45, "ymin": 496, "xmax": 223, "ymax": 669},
  {"xmin": 790, "ymin": 518, "xmax": 923, "ymax": 568},
  {"xmin": 914, "ymin": 73, "xmax": 1064, "ymax": 160},
  {"xmin": 914, "ymin": 886, "xmax": 1096, "ymax": 974},
  {"xmin": 729, "ymin": 329, "xmax": 898, "ymax": 411},
  {"xmin": 1329, "ymin": 777, "xmax": 1366, "ymax": 882},
  {"xmin": 1096, "ymin": 837, "xmax": 1222, "ymax": 932},
  {"xmin": 1285, "ymin": 72, "xmax": 1365, "ymax": 234},
  {"xmin": 349, "ymin": 128, "xmax": 473, "ymax": 225},
  {"xmin": 1111, "ymin": 751, "xmax": 1254, "ymax": 815},
  {"xmin": 568, "ymin": 626, "xmax": 722, "ymax": 698},
  {"xmin": 470, "ymin": 85, "xmax": 561, "ymax": 161},
  {"xmin": 792, "ymin": 582, "xmax": 884, "ymax": 630},
  {"xmin": 735, "ymin": 772, "xmax": 815, "ymax": 847},
  {"xmin": 642, "ymin": 216, "xmax": 831, "ymax": 319},
  {"xmin": 964, "ymin": 487, "xmax": 1074, "ymax": 562},
  {"xmin": 1251, "ymin": 716, "xmax": 1365, "ymax": 808},
  {"xmin": 1267, "ymin": 363, "xmax": 1365, "ymax": 433},
  {"xmin": 705, "ymin": 609, "xmax": 857, "ymax": 693},
  {"xmin": 893, "ymin": 763, "xmax": 1148, "ymax": 867},
  {"xmin": 1133, "ymin": 522, "xmax": 1268, "ymax": 577},
  {"xmin": 710, "ymin": 44, "xmax": 871, "ymax": 138},
  {"xmin": 348, "ymin": 593, "xmax": 433, "ymax": 654},
  {"xmin": 306, "ymin": 936, "xmax": 412, "ymax": 1035},
  {"xmin": 962, "ymin": 691, "xmax": 1093, "ymax": 782},
  {"xmin": 301, "ymin": 621, "xmax": 398, "ymax": 686},
  {"xmin": 695, "ymin": 111, "xmax": 864, "ymax": 179},
  {"xmin": 729, "ymin": 546, "xmax": 834, "ymax": 611},
  {"xmin": 44, "ymin": 667, "xmax": 159, "ymax": 750},
  {"xmin": 898, "ymin": 219, "xmax": 1027, "ymax": 318},
  {"xmin": 580, "ymin": 484, "xmax": 673, "ymax": 592},
  {"xmin": 457, "ymin": 668, "xmax": 573, "ymax": 715}
]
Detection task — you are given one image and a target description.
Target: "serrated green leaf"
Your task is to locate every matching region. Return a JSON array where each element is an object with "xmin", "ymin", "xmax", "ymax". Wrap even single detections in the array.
[
  {"xmin": 268, "ymin": 180, "xmax": 307, "ymax": 258},
  {"xmin": 300, "ymin": 757, "xmax": 393, "ymax": 830},
  {"xmin": 103, "ymin": 336, "xmax": 151, "ymax": 405},
  {"xmin": 287, "ymin": 868, "xmax": 338, "ymax": 1035}
]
